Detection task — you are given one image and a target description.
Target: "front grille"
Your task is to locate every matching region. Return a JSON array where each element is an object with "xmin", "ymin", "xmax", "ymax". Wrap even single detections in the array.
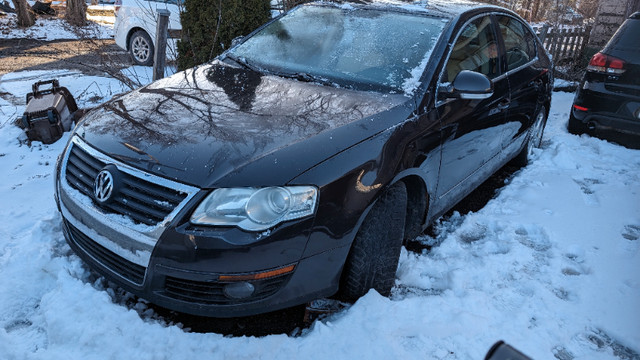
[
  {"xmin": 64, "ymin": 143, "xmax": 188, "ymax": 226},
  {"xmin": 64, "ymin": 220, "xmax": 146, "ymax": 285},
  {"xmin": 163, "ymin": 274, "xmax": 291, "ymax": 305}
]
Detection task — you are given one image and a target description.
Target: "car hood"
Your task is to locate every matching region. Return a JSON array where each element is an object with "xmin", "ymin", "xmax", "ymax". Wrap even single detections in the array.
[{"xmin": 75, "ymin": 61, "xmax": 411, "ymax": 188}]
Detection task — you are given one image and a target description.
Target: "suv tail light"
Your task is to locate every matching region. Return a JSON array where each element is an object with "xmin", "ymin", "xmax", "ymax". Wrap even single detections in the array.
[
  {"xmin": 114, "ymin": 0, "xmax": 121, "ymax": 14},
  {"xmin": 587, "ymin": 52, "xmax": 626, "ymax": 74}
]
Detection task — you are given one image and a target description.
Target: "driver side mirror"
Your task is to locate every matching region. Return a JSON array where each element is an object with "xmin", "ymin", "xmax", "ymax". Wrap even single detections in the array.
[{"xmin": 439, "ymin": 70, "xmax": 493, "ymax": 100}]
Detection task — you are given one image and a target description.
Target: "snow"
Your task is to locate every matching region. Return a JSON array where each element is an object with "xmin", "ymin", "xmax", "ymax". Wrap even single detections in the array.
[
  {"xmin": 2, "ymin": 73, "xmax": 639, "ymax": 358},
  {"xmin": 1, "ymin": 16, "xmax": 640, "ymax": 360},
  {"xmin": 0, "ymin": 13, "xmax": 113, "ymax": 40}
]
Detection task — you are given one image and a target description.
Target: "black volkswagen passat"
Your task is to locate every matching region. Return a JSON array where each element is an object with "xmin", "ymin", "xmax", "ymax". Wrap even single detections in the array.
[
  {"xmin": 54, "ymin": 0, "xmax": 552, "ymax": 317},
  {"xmin": 568, "ymin": 12, "xmax": 640, "ymax": 149}
]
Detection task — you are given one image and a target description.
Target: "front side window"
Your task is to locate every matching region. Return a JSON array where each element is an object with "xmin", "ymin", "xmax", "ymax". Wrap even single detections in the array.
[
  {"xmin": 444, "ymin": 16, "xmax": 500, "ymax": 83},
  {"xmin": 497, "ymin": 16, "xmax": 536, "ymax": 71},
  {"xmin": 226, "ymin": 5, "xmax": 447, "ymax": 94}
]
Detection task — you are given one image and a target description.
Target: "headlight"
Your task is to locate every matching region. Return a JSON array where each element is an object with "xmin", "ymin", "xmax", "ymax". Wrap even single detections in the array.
[{"xmin": 190, "ymin": 186, "xmax": 318, "ymax": 231}]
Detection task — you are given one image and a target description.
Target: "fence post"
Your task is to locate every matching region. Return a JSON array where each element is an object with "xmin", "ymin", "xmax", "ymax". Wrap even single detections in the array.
[
  {"xmin": 153, "ymin": 9, "xmax": 170, "ymax": 81},
  {"xmin": 538, "ymin": 24, "xmax": 550, "ymax": 43}
]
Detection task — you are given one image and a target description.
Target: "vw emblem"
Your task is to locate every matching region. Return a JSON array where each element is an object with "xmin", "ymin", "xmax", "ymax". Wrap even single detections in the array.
[{"xmin": 94, "ymin": 169, "xmax": 115, "ymax": 203}]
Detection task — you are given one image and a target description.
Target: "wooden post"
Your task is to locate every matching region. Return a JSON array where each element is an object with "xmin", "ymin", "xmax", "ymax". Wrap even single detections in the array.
[
  {"xmin": 538, "ymin": 24, "xmax": 550, "ymax": 44},
  {"xmin": 153, "ymin": 9, "xmax": 170, "ymax": 81}
]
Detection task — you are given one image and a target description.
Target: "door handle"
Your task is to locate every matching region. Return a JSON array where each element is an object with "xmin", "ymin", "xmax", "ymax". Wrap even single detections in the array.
[{"xmin": 497, "ymin": 99, "xmax": 510, "ymax": 110}]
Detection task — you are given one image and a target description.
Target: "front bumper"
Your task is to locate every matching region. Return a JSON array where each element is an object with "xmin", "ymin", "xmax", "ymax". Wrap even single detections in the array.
[
  {"xmin": 55, "ymin": 137, "xmax": 344, "ymax": 317},
  {"xmin": 61, "ymin": 217, "xmax": 348, "ymax": 317}
]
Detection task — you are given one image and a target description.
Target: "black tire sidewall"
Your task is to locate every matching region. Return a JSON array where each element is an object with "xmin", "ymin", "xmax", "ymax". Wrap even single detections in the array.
[
  {"xmin": 339, "ymin": 182, "xmax": 407, "ymax": 301},
  {"xmin": 511, "ymin": 105, "xmax": 547, "ymax": 167}
]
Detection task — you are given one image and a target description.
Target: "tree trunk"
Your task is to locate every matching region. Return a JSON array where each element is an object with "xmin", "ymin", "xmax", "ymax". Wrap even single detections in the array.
[
  {"xmin": 11, "ymin": 0, "xmax": 35, "ymax": 27},
  {"xmin": 65, "ymin": 0, "xmax": 87, "ymax": 27}
]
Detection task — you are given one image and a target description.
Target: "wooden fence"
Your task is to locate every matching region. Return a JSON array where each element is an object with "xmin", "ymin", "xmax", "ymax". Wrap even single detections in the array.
[{"xmin": 533, "ymin": 25, "xmax": 592, "ymax": 64}]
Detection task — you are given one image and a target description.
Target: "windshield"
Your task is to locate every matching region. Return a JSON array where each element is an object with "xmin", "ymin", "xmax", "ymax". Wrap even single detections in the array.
[{"xmin": 226, "ymin": 4, "xmax": 447, "ymax": 94}]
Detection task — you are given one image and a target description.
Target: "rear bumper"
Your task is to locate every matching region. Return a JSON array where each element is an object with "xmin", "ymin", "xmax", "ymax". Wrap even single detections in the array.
[{"xmin": 570, "ymin": 81, "xmax": 640, "ymax": 148}]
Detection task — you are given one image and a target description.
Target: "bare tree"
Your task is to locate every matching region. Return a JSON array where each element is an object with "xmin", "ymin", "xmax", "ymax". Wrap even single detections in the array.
[
  {"xmin": 10, "ymin": 0, "xmax": 34, "ymax": 27},
  {"xmin": 578, "ymin": 0, "xmax": 599, "ymax": 18},
  {"xmin": 65, "ymin": 0, "xmax": 87, "ymax": 26}
]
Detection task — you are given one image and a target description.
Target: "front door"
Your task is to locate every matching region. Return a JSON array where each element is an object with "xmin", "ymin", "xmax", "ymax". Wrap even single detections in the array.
[{"xmin": 435, "ymin": 15, "xmax": 510, "ymax": 205}]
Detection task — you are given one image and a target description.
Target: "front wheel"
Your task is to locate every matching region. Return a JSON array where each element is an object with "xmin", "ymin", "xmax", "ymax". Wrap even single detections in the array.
[
  {"xmin": 129, "ymin": 30, "xmax": 154, "ymax": 66},
  {"xmin": 339, "ymin": 182, "xmax": 407, "ymax": 301},
  {"xmin": 512, "ymin": 106, "xmax": 547, "ymax": 167}
]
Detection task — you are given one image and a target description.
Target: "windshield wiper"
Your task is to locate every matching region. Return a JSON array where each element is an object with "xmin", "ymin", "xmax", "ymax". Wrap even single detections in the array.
[
  {"xmin": 224, "ymin": 56, "xmax": 335, "ymax": 87},
  {"xmin": 224, "ymin": 54, "xmax": 261, "ymax": 73},
  {"xmin": 286, "ymin": 72, "xmax": 335, "ymax": 87}
]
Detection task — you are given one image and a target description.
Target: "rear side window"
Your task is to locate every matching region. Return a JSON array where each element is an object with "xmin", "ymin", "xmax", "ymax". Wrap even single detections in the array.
[
  {"xmin": 497, "ymin": 16, "xmax": 536, "ymax": 71},
  {"xmin": 606, "ymin": 19, "xmax": 640, "ymax": 51}
]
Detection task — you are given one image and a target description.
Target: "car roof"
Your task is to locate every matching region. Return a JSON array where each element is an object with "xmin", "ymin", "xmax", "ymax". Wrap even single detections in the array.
[{"xmin": 310, "ymin": 0, "xmax": 503, "ymax": 19}]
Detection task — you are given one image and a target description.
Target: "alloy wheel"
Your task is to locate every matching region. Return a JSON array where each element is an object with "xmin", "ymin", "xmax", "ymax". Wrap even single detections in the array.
[
  {"xmin": 527, "ymin": 109, "xmax": 546, "ymax": 156},
  {"xmin": 132, "ymin": 36, "xmax": 151, "ymax": 64}
]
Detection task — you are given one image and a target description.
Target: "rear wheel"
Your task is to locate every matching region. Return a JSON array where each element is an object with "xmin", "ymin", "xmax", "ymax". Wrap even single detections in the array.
[
  {"xmin": 129, "ymin": 30, "xmax": 154, "ymax": 66},
  {"xmin": 339, "ymin": 182, "xmax": 407, "ymax": 301},
  {"xmin": 567, "ymin": 114, "xmax": 587, "ymax": 135},
  {"xmin": 512, "ymin": 106, "xmax": 546, "ymax": 167}
]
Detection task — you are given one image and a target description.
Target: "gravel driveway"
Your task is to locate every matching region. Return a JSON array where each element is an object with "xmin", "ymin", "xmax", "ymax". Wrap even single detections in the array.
[{"xmin": 0, "ymin": 38, "xmax": 130, "ymax": 77}]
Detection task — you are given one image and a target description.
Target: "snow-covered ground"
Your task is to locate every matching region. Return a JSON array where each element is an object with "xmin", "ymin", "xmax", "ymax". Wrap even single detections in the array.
[
  {"xmin": 1, "ymin": 15, "xmax": 639, "ymax": 360},
  {"xmin": 1, "ymin": 70, "xmax": 639, "ymax": 359},
  {"xmin": 0, "ymin": 13, "xmax": 113, "ymax": 40}
]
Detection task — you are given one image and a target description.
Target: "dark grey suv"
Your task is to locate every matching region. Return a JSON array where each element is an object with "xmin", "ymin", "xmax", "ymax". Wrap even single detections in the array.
[
  {"xmin": 54, "ymin": 0, "xmax": 552, "ymax": 317},
  {"xmin": 569, "ymin": 12, "xmax": 640, "ymax": 149}
]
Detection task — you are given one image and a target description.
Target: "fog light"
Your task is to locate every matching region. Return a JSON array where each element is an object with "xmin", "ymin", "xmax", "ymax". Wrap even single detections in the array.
[{"xmin": 223, "ymin": 282, "xmax": 255, "ymax": 299}]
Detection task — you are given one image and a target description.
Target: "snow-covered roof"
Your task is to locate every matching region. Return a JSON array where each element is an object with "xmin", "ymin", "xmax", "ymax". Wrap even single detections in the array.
[{"xmin": 313, "ymin": 0, "xmax": 499, "ymax": 18}]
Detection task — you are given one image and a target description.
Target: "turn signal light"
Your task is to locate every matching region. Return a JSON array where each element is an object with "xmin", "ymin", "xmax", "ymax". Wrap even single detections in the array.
[
  {"xmin": 218, "ymin": 264, "xmax": 296, "ymax": 281},
  {"xmin": 587, "ymin": 52, "xmax": 626, "ymax": 74}
]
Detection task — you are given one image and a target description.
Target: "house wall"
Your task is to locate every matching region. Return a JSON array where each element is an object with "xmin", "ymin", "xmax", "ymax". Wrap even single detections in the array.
[{"xmin": 589, "ymin": 0, "xmax": 640, "ymax": 48}]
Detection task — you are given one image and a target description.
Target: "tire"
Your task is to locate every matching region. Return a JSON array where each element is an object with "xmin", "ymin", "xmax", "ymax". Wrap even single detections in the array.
[
  {"xmin": 567, "ymin": 114, "xmax": 587, "ymax": 135},
  {"xmin": 339, "ymin": 182, "xmax": 407, "ymax": 301},
  {"xmin": 512, "ymin": 106, "xmax": 547, "ymax": 167},
  {"xmin": 129, "ymin": 30, "xmax": 154, "ymax": 66}
]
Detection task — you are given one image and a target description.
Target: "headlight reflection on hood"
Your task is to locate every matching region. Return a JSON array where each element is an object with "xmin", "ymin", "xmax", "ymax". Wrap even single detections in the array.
[{"xmin": 190, "ymin": 186, "xmax": 318, "ymax": 231}]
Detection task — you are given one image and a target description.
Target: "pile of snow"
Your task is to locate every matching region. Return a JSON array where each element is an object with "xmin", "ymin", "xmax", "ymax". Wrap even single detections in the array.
[
  {"xmin": 0, "ymin": 65, "xmax": 639, "ymax": 360},
  {"xmin": 0, "ymin": 13, "xmax": 113, "ymax": 40}
]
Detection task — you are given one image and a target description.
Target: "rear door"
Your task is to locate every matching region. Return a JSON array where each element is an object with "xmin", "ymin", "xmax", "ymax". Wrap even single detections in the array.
[
  {"xmin": 435, "ymin": 14, "xmax": 509, "ymax": 202},
  {"xmin": 497, "ymin": 15, "xmax": 546, "ymax": 148}
]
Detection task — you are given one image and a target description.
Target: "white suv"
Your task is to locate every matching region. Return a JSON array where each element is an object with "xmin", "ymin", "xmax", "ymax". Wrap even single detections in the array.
[{"xmin": 113, "ymin": 0, "xmax": 182, "ymax": 66}]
